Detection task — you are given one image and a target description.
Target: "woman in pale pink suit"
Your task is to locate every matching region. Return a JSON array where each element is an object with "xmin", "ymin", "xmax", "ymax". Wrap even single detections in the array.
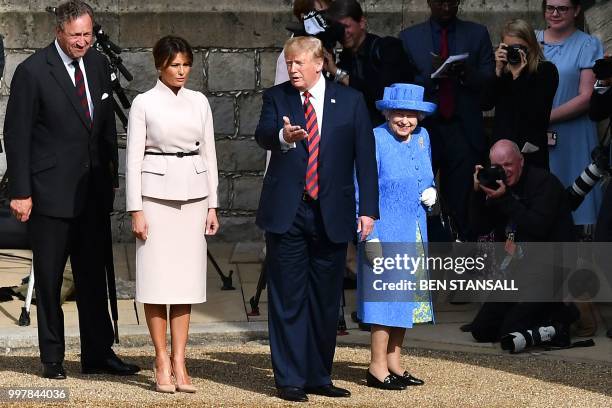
[{"xmin": 126, "ymin": 36, "xmax": 219, "ymax": 393}]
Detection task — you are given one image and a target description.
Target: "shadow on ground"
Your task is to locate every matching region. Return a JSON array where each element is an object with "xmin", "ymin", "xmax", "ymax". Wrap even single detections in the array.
[{"xmin": 2, "ymin": 345, "xmax": 610, "ymax": 398}]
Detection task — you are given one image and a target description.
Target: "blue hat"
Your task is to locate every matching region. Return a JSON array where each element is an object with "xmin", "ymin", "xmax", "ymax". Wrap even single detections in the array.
[{"xmin": 375, "ymin": 83, "xmax": 437, "ymax": 115}]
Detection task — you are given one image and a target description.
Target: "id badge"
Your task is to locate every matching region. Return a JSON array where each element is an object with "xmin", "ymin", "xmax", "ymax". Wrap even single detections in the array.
[{"xmin": 547, "ymin": 130, "xmax": 557, "ymax": 147}]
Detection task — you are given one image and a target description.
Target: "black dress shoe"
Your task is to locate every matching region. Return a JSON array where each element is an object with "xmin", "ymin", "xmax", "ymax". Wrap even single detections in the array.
[
  {"xmin": 42, "ymin": 363, "xmax": 66, "ymax": 380},
  {"xmin": 390, "ymin": 371, "xmax": 424, "ymax": 386},
  {"xmin": 366, "ymin": 371, "xmax": 406, "ymax": 390},
  {"xmin": 305, "ymin": 384, "xmax": 351, "ymax": 397},
  {"xmin": 82, "ymin": 354, "xmax": 140, "ymax": 375},
  {"xmin": 277, "ymin": 386, "xmax": 308, "ymax": 402},
  {"xmin": 460, "ymin": 323, "xmax": 473, "ymax": 332}
]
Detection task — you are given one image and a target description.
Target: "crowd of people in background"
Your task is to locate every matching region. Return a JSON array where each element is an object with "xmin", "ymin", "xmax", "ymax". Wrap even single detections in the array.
[{"xmin": 1, "ymin": 0, "xmax": 610, "ymax": 403}]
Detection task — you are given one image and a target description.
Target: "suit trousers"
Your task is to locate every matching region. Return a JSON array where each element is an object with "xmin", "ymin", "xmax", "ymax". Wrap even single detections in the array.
[
  {"xmin": 28, "ymin": 177, "xmax": 114, "ymax": 363},
  {"xmin": 265, "ymin": 199, "xmax": 347, "ymax": 388},
  {"xmin": 470, "ymin": 302, "xmax": 572, "ymax": 342},
  {"xmin": 425, "ymin": 116, "xmax": 482, "ymax": 241}
]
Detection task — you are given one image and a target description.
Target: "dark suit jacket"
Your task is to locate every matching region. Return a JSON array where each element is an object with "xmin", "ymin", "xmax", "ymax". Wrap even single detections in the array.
[
  {"xmin": 400, "ymin": 18, "xmax": 494, "ymax": 154},
  {"xmin": 255, "ymin": 79, "xmax": 379, "ymax": 243},
  {"xmin": 3, "ymin": 43, "xmax": 118, "ymax": 218}
]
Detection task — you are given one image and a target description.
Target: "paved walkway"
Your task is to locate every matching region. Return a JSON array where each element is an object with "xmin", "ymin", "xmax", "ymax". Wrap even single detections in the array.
[
  {"xmin": 1, "ymin": 242, "xmax": 610, "ymax": 363},
  {"xmin": 0, "ymin": 242, "xmax": 611, "ymax": 406}
]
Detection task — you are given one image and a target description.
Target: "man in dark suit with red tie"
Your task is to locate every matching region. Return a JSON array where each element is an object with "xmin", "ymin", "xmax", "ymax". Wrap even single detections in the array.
[
  {"xmin": 400, "ymin": 0, "xmax": 495, "ymax": 241},
  {"xmin": 255, "ymin": 36, "xmax": 379, "ymax": 402},
  {"xmin": 3, "ymin": 1, "xmax": 138, "ymax": 379}
]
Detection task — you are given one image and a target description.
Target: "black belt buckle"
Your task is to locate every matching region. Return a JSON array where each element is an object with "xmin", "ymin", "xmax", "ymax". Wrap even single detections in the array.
[
  {"xmin": 176, "ymin": 152, "xmax": 185, "ymax": 158},
  {"xmin": 302, "ymin": 191, "xmax": 315, "ymax": 202}
]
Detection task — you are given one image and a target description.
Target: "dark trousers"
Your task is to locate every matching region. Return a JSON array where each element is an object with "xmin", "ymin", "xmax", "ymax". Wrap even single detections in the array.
[
  {"xmin": 426, "ymin": 117, "xmax": 482, "ymax": 241},
  {"xmin": 471, "ymin": 302, "xmax": 571, "ymax": 342},
  {"xmin": 28, "ymin": 185, "xmax": 114, "ymax": 364},
  {"xmin": 265, "ymin": 200, "xmax": 347, "ymax": 388}
]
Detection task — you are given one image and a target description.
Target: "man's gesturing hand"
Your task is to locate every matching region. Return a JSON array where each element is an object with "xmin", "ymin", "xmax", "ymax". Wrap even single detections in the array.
[{"xmin": 282, "ymin": 116, "xmax": 308, "ymax": 144}]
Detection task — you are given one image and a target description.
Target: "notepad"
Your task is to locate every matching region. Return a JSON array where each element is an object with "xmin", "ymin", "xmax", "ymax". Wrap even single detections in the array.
[{"xmin": 431, "ymin": 53, "xmax": 470, "ymax": 79}]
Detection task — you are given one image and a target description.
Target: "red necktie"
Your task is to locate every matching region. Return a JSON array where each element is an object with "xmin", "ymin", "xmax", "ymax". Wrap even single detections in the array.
[
  {"xmin": 72, "ymin": 60, "xmax": 92, "ymax": 127},
  {"xmin": 303, "ymin": 91, "xmax": 319, "ymax": 199},
  {"xmin": 438, "ymin": 27, "xmax": 455, "ymax": 119}
]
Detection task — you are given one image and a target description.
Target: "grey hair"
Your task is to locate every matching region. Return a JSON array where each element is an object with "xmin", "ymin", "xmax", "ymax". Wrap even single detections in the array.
[
  {"xmin": 383, "ymin": 109, "xmax": 425, "ymax": 122},
  {"xmin": 55, "ymin": 1, "xmax": 94, "ymax": 30}
]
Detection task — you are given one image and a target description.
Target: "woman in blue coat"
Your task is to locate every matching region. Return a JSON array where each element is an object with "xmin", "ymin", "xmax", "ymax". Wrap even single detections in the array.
[{"xmin": 357, "ymin": 84, "xmax": 436, "ymax": 390}]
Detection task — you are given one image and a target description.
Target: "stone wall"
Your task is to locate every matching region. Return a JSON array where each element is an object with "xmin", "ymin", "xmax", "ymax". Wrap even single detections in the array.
[{"xmin": 0, "ymin": 0, "xmax": 607, "ymax": 242}]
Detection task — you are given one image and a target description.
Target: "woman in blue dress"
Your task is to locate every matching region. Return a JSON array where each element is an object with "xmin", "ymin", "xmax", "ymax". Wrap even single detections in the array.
[
  {"xmin": 536, "ymin": 0, "xmax": 604, "ymax": 226},
  {"xmin": 357, "ymin": 84, "xmax": 436, "ymax": 390}
]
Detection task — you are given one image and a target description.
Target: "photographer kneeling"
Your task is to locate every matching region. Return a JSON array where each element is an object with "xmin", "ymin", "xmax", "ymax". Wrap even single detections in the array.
[{"xmin": 467, "ymin": 139, "xmax": 578, "ymax": 349}]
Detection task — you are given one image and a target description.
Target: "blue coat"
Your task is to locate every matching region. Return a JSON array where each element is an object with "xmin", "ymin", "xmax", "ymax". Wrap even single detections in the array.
[
  {"xmin": 356, "ymin": 124, "xmax": 436, "ymax": 328},
  {"xmin": 255, "ymin": 79, "xmax": 379, "ymax": 243},
  {"xmin": 400, "ymin": 18, "xmax": 494, "ymax": 154}
]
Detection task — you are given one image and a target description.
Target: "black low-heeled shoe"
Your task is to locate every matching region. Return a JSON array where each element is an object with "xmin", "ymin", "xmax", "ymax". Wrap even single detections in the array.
[
  {"xmin": 42, "ymin": 363, "xmax": 66, "ymax": 380},
  {"xmin": 366, "ymin": 371, "xmax": 406, "ymax": 390},
  {"xmin": 390, "ymin": 371, "xmax": 424, "ymax": 386}
]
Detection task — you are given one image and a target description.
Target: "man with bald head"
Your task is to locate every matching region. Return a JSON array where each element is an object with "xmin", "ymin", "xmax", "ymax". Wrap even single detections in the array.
[
  {"xmin": 466, "ymin": 139, "xmax": 576, "ymax": 343},
  {"xmin": 472, "ymin": 139, "xmax": 573, "ymax": 243}
]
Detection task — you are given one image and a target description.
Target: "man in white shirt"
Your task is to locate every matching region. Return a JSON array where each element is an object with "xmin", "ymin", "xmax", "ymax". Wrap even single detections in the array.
[
  {"xmin": 3, "ymin": 0, "xmax": 138, "ymax": 379},
  {"xmin": 255, "ymin": 36, "xmax": 379, "ymax": 402}
]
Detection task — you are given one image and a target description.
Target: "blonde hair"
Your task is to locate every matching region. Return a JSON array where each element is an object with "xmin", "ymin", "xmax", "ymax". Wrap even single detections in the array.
[
  {"xmin": 501, "ymin": 19, "xmax": 545, "ymax": 74},
  {"xmin": 283, "ymin": 36, "xmax": 324, "ymax": 61}
]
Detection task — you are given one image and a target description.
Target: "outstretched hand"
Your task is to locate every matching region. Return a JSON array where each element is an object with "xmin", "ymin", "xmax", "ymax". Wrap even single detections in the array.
[{"xmin": 282, "ymin": 116, "xmax": 307, "ymax": 144}]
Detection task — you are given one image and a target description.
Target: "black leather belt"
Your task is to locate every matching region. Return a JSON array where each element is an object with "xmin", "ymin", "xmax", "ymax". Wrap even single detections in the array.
[{"xmin": 144, "ymin": 150, "xmax": 199, "ymax": 158}]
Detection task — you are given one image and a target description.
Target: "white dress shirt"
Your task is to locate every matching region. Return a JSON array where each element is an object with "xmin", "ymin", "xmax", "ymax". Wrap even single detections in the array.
[
  {"xmin": 279, "ymin": 73, "xmax": 326, "ymax": 149},
  {"xmin": 54, "ymin": 40, "xmax": 94, "ymax": 120}
]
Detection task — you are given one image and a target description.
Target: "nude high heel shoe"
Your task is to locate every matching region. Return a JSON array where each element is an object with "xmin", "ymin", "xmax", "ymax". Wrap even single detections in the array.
[
  {"xmin": 172, "ymin": 362, "xmax": 197, "ymax": 393},
  {"xmin": 153, "ymin": 364, "xmax": 176, "ymax": 393}
]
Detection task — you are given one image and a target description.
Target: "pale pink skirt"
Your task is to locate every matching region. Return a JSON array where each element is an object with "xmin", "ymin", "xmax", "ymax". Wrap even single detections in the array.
[{"xmin": 135, "ymin": 196, "xmax": 208, "ymax": 304}]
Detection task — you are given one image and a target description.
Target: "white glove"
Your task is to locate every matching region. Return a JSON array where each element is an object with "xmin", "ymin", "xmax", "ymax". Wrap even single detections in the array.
[{"xmin": 420, "ymin": 187, "xmax": 437, "ymax": 208}]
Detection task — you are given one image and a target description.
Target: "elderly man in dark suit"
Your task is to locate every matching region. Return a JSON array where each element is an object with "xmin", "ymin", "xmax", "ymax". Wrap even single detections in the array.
[
  {"xmin": 255, "ymin": 35, "xmax": 378, "ymax": 402},
  {"xmin": 400, "ymin": 0, "xmax": 495, "ymax": 241},
  {"xmin": 3, "ymin": 1, "xmax": 138, "ymax": 379}
]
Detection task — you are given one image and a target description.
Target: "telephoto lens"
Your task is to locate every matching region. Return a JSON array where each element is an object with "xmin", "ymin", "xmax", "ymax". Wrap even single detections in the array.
[{"xmin": 593, "ymin": 57, "xmax": 612, "ymax": 80}]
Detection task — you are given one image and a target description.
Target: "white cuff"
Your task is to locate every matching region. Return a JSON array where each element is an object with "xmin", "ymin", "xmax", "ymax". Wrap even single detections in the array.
[{"xmin": 279, "ymin": 129, "xmax": 296, "ymax": 151}]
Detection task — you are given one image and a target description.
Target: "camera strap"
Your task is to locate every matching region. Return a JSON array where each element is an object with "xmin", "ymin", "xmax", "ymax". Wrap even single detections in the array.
[{"xmin": 543, "ymin": 338, "xmax": 595, "ymax": 350}]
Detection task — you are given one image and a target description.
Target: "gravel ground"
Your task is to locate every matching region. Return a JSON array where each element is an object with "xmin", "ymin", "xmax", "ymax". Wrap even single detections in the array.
[{"xmin": 1, "ymin": 342, "xmax": 610, "ymax": 407}]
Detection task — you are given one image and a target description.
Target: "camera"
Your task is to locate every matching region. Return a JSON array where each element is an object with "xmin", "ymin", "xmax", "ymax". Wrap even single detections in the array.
[
  {"xmin": 285, "ymin": 10, "xmax": 344, "ymax": 51},
  {"xmin": 477, "ymin": 165, "xmax": 507, "ymax": 189},
  {"xmin": 503, "ymin": 44, "xmax": 528, "ymax": 66},
  {"xmin": 593, "ymin": 57, "xmax": 612, "ymax": 81}
]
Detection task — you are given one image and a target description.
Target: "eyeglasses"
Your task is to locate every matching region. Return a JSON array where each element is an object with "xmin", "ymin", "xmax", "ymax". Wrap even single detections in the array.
[
  {"xmin": 430, "ymin": 0, "xmax": 460, "ymax": 8},
  {"xmin": 544, "ymin": 5, "xmax": 573, "ymax": 15}
]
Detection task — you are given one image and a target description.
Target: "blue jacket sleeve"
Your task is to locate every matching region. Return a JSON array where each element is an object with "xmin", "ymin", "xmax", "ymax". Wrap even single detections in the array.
[{"xmin": 255, "ymin": 89, "xmax": 282, "ymax": 151}]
